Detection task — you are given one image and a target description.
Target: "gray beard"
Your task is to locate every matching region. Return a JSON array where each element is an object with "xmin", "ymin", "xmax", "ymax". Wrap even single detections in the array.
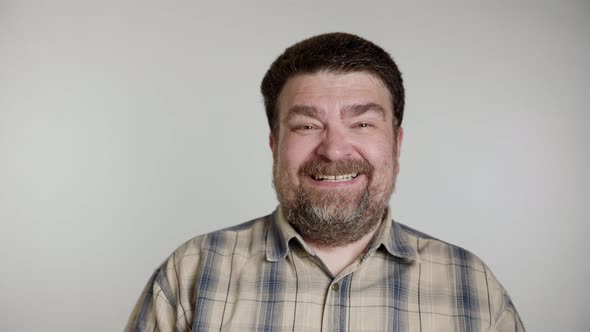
[
  {"xmin": 272, "ymin": 152, "xmax": 398, "ymax": 247},
  {"xmin": 281, "ymin": 186, "xmax": 389, "ymax": 247}
]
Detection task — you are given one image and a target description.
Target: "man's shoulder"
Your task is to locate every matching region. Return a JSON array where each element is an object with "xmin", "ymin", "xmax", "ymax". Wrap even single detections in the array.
[
  {"xmin": 395, "ymin": 220, "xmax": 493, "ymax": 275},
  {"xmin": 171, "ymin": 214, "xmax": 273, "ymax": 261},
  {"xmin": 395, "ymin": 221, "xmax": 522, "ymax": 328}
]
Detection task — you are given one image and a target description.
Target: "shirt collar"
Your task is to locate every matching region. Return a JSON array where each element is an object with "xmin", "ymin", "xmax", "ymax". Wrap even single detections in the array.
[
  {"xmin": 266, "ymin": 206, "xmax": 417, "ymax": 263},
  {"xmin": 374, "ymin": 208, "xmax": 417, "ymax": 262},
  {"xmin": 266, "ymin": 206, "xmax": 314, "ymax": 261}
]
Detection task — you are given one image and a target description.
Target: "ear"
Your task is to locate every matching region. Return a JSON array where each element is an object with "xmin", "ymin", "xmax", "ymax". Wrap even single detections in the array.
[
  {"xmin": 396, "ymin": 127, "xmax": 404, "ymax": 155},
  {"xmin": 269, "ymin": 133, "xmax": 275, "ymax": 151}
]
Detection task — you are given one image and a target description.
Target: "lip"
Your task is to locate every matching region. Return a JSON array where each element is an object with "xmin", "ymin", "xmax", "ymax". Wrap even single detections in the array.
[{"xmin": 303, "ymin": 173, "xmax": 366, "ymax": 188}]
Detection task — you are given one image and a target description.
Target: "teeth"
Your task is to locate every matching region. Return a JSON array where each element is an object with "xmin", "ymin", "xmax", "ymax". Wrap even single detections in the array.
[{"xmin": 312, "ymin": 173, "xmax": 358, "ymax": 181}]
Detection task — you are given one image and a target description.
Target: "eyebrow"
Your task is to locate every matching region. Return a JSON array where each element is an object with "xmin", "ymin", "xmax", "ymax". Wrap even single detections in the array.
[
  {"xmin": 285, "ymin": 105, "xmax": 322, "ymax": 122},
  {"xmin": 341, "ymin": 103, "xmax": 386, "ymax": 120},
  {"xmin": 284, "ymin": 103, "xmax": 387, "ymax": 122}
]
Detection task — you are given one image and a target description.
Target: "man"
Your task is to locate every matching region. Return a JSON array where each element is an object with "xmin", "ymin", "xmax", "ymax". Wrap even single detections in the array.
[{"xmin": 126, "ymin": 33, "xmax": 525, "ymax": 331}]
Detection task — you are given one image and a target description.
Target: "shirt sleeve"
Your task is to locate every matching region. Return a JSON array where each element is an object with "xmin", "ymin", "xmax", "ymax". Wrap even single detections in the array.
[
  {"xmin": 124, "ymin": 269, "xmax": 179, "ymax": 332},
  {"xmin": 125, "ymin": 237, "xmax": 205, "ymax": 332},
  {"xmin": 493, "ymin": 299, "xmax": 526, "ymax": 332}
]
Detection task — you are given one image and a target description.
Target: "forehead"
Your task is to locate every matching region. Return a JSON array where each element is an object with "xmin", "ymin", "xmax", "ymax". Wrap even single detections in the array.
[{"xmin": 277, "ymin": 71, "xmax": 393, "ymax": 118}]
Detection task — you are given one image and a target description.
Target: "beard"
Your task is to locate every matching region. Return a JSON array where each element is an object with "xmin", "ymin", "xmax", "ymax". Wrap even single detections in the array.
[{"xmin": 273, "ymin": 155, "xmax": 398, "ymax": 247}]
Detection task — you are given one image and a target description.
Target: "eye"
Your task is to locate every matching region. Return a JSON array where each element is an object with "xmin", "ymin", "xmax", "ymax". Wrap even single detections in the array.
[
  {"xmin": 356, "ymin": 122, "xmax": 373, "ymax": 128},
  {"xmin": 292, "ymin": 123, "xmax": 321, "ymax": 134}
]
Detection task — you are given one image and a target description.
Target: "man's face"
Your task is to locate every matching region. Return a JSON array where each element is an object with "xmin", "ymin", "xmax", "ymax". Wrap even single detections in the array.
[{"xmin": 271, "ymin": 71, "xmax": 403, "ymax": 246}]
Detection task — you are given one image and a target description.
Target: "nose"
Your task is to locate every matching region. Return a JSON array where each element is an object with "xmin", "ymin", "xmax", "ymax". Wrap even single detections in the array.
[{"xmin": 315, "ymin": 126, "xmax": 354, "ymax": 161}]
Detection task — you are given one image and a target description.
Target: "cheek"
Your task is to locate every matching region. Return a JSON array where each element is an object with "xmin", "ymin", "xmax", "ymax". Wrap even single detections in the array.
[
  {"xmin": 354, "ymin": 136, "xmax": 395, "ymax": 161},
  {"xmin": 368, "ymin": 150, "xmax": 398, "ymax": 180},
  {"xmin": 278, "ymin": 137, "xmax": 317, "ymax": 167}
]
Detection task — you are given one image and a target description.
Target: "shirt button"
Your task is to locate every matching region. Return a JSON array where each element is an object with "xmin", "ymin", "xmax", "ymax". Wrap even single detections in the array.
[{"xmin": 332, "ymin": 283, "xmax": 340, "ymax": 291}]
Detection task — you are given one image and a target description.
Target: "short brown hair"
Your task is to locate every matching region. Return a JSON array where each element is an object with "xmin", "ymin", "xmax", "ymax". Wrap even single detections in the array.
[{"xmin": 261, "ymin": 32, "xmax": 405, "ymax": 136}]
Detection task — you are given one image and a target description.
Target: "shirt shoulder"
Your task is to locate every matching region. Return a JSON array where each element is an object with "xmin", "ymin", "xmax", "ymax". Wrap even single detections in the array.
[
  {"xmin": 172, "ymin": 214, "xmax": 272, "ymax": 261},
  {"xmin": 395, "ymin": 221, "xmax": 525, "ymax": 330},
  {"xmin": 396, "ymin": 221, "xmax": 485, "ymax": 269},
  {"xmin": 125, "ymin": 214, "xmax": 273, "ymax": 332}
]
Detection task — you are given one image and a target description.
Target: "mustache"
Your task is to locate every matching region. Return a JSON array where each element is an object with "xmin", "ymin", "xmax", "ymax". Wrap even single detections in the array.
[{"xmin": 298, "ymin": 159, "xmax": 374, "ymax": 177}]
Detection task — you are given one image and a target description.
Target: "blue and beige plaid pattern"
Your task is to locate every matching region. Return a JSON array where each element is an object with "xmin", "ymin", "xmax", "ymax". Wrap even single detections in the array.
[{"xmin": 126, "ymin": 207, "xmax": 524, "ymax": 331}]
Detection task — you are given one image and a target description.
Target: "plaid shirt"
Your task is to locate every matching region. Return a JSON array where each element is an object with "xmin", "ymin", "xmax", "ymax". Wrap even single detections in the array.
[{"xmin": 126, "ymin": 207, "xmax": 524, "ymax": 331}]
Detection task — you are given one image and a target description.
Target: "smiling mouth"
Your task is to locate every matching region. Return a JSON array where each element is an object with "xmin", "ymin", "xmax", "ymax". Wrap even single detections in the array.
[{"xmin": 310, "ymin": 173, "xmax": 359, "ymax": 182}]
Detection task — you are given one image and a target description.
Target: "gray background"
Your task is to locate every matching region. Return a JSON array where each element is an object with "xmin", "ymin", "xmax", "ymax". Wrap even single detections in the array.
[{"xmin": 1, "ymin": 1, "xmax": 589, "ymax": 331}]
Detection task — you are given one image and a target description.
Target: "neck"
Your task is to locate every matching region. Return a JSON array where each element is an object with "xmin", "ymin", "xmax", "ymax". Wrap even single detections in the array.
[{"xmin": 307, "ymin": 222, "xmax": 381, "ymax": 277}]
